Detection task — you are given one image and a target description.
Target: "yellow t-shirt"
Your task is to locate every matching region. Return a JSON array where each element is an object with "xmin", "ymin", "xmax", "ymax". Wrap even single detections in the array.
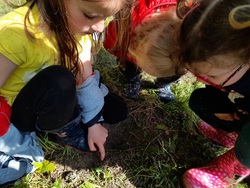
[{"xmin": 0, "ymin": 3, "xmax": 91, "ymax": 105}]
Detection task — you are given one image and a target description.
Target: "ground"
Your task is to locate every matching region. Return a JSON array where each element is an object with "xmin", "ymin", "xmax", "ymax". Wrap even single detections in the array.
[{"xmin": 3, "ymin": 48, "xmax": 250, "ymax": 188}]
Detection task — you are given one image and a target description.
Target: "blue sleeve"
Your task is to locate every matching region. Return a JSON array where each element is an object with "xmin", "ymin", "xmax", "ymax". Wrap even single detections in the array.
[{"xmin": 76, "ymin": 71, "xmax": 109, "ymax": 127}]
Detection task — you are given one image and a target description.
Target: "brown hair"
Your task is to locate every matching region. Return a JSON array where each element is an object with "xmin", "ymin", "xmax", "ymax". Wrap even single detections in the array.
[
  {"xmin": 178, "ymin": 0, "xmax": 250, "ymax": 67},
  {"xmin": 15, "ymin": 0, "xmax": 132, "ymax": 78}
]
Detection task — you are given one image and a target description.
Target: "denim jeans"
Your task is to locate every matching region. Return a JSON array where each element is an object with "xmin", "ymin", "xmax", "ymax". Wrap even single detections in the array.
[{"xmin": 0, "ymin": 124, "xmax": 44, "ymax": 185}]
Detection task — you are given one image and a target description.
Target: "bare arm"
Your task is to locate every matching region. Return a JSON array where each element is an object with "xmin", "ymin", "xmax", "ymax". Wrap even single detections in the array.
[
  {"xmin": 77, "ymin": 41, "xmax": 108, "ymax": 160},
  {"xmin": 0, "ymin": 53, "xmax": 17, "ymax": 88},
  {"xmin": 78, "ymin": 42, "xmax": 93, "ymax": 85}
]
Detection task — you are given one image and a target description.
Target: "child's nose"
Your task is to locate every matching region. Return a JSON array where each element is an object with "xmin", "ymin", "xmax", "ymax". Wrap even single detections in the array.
[{"xmin": 91, "ymin": 20, "xmax": 105, "ymax": 33}]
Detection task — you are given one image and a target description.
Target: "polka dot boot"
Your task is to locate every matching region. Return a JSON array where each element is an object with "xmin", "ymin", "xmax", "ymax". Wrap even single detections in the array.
[
  {"xmin": 182, "ymin": 149, "xmax": 250, "ymax": 188},
  {"xmin": 197, "ymin": 121, "xmax": 238, "ymax": 148}
]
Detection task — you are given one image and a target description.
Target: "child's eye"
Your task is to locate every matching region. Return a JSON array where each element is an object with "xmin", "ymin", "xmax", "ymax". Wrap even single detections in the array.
[
  {"xmin": 84, "ymin": 13, "xmax": 96, "ymax": 20},
  {"xmin": 207, "ymin": 75, "xmax": 216, "ymax": 79}
]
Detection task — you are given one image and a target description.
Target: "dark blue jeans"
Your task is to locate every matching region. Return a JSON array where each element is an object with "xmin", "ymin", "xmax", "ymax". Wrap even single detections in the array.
[{"xmin": 11, "ymin": 66, "xmax": 128, "ymax": 132}]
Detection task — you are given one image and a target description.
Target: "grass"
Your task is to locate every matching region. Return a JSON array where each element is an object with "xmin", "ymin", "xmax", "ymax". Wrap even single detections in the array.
[
  {"xmin": 1, "ymin": 2, "xmax": 250, "ymax": 188},
  {"xmin": 3, "ymin": 48, "xmax": 248, "ymax": 188}
]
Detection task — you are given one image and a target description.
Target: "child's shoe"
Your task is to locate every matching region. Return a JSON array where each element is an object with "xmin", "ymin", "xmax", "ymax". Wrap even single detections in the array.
[
  {"xmin": 197, "ymin": 121, "xmax": 238, "ymax": 148},
  {"xmin": 182, "ymin": 149, "xmax": 250, "ymax": 188},
  {"xmin": 124, "ymin": 75, "xmax": 141, "ymax": 97},
  {"xmin": 37, "ymin": 111, "xmax": 91, "ymax": 153},
  {"xmin": 156, "ymin": 84, "xmax": 175, "ymax": 102}
]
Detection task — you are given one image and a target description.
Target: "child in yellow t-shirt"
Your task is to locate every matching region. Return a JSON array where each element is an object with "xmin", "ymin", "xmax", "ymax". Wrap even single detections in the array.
[{"xmin": 0, "ymin": 0, "xmax": 132, "ymax": 185}]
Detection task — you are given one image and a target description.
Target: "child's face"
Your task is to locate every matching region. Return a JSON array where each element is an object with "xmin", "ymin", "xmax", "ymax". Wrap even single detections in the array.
[
  {"xmin": 187, "ymin": 55, "xmax": 250, "ymax": 87},
  {"xmin": 64, "ymin": 0, "xmax": 123, "ymax": 35}
]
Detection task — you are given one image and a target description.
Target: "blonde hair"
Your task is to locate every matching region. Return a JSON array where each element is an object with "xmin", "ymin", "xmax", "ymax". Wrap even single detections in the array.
[{"xmin": 128, "ymin": 7, "xmax": 182, "ymax": 77}]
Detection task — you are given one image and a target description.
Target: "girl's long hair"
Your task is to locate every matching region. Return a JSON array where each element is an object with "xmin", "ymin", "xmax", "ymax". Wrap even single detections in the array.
[
  {"xmin": 4, "ymin": 0, "xmax": 134, "ymax": 77},
  {"xmin": 25, "ymin": 0, "xmax": 81, "ymax": 78},
  {"xmin": 106, "ymin": 0, "xmax": 134, "ymax": 68},
  {"xmin": 13, "ymin": 0, "xmax": 132, "ymax": 79}
]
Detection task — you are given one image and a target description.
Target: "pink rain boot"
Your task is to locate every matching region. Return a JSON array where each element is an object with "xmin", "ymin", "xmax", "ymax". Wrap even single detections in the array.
[
  {"xmin": 197, "ymin": 121, "xmax": 238, "ymax": 148},
  {"xmin": 182, "ymin": 149, "xmax": 250, "ymax": 188}
]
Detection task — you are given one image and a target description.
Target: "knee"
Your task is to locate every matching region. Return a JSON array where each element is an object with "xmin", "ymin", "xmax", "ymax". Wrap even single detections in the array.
[{"xmin": 43, "ymin": 66, "xmax": 76, "ymax": 93}]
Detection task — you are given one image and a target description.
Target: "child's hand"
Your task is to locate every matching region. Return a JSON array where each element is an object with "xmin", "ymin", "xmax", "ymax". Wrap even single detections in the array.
[
  {"xmin": 88, "ymin": 123, "xmax": 108, "ymax": 160},
  {"xmin": 214, "ymin": 112, "xmax": 240, "ymax": 121}
]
